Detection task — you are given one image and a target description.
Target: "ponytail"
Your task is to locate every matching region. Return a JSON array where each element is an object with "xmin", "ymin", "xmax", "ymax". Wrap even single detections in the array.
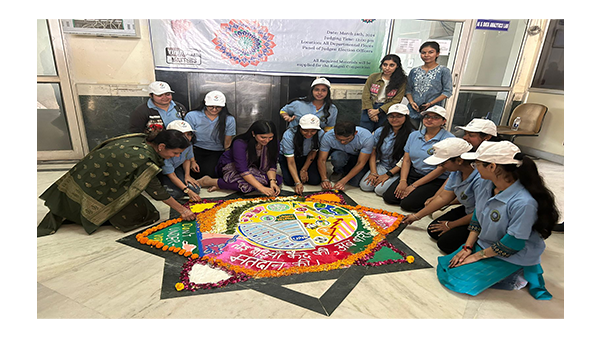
[{"xmin": 503, "ymin": 155, "xmax": 559, "ymax": 239}]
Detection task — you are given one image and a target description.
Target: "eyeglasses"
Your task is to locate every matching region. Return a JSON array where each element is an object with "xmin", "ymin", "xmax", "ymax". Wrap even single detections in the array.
[{"xmin": 423, "ymin": 114, "xmax": 443, "ymax": 120}]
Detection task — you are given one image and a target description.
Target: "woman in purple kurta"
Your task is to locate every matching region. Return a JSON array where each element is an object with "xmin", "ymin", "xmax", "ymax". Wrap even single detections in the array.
[{"xmin": 199, "ymin": 120, "xmax": 282, "ymax": 196}]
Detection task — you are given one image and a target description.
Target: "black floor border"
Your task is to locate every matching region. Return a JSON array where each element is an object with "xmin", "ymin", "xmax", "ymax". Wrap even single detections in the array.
[{"xmin": 117, "ymin": 191, "xmax": 433, "ymax": 316}]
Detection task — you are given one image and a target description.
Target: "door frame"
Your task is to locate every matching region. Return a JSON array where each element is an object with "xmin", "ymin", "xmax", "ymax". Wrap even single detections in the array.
[{"xmin": 37, "ymin": 19, "xmax": 87, "ymax": 161}]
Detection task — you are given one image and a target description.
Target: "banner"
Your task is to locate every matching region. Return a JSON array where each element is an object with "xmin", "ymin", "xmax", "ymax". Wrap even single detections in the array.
[{"xmin": 149, "ymin": 19, "xmax": 392, "ymax": 77}]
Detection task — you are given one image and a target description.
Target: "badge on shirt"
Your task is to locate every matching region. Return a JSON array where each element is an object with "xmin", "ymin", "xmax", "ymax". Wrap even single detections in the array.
[{"xmin": 490, "ymin": 210, "xmax": 501, "ymax": 222}]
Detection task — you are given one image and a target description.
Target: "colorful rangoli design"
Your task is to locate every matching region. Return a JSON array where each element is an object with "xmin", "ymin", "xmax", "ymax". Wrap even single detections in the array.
[
  {"xmin": 212, "ymin": 19, "xmax": 276, "ymax": 67},
  {"xmin": 135, "ymin": 192, "xmax": 409, "ymax": 292}
]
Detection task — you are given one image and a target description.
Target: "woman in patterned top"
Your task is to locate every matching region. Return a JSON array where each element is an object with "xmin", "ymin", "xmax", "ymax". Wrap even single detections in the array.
[
  {"xmin": 405, "ymin": 41, "xmax": 453, "ymax": 129},
  {"xmin": 38, "ymin": 130, "xmax": 197, "ymax": 237}
]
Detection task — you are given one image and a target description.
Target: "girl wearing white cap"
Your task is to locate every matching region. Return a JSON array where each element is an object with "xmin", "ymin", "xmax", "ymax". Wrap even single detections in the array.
[
  {"xmin": 401, "ymin": 138, "xmax": 478, "ymax": 254},
  {"xmin": 382, "ymin": 105, "xmax": 454, "ymax": 212},
  {"xmin": 360, "ymin": 103, "xmax": 414, "ymax": 196},
  {"xmin": 129, "ymin": 81, "xmax": 188, "ymax": 134},
  {"xmin": 437, "ymin": 141, "xmax": 559, "ymax": 300},
  {"xmin": 360, "ymin": 54, "xmax": 407, "ymax": 132},
  {"xmin": 456, "ymin": 118, "xmax": 499, "ymax": 150},
  {"xmin": 157, "ymin": 121, "xmax": 202, "ymax": 217},
  {"xmin": 279, "ymin": 114, "xmax": 325, "ymax": 195},
  {"xmin": 280, "ymin": 78, "xmax": 338, "ymax": 132},
  {"xmin": 184, "ymin": 90, "xmax": 236, "ymax": 178}
]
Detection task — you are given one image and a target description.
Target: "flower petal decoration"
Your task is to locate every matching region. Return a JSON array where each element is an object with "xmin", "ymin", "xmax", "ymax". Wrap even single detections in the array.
[{"xmin": 212, "ymin": 19, "xmax": 276, "ymax": 68}]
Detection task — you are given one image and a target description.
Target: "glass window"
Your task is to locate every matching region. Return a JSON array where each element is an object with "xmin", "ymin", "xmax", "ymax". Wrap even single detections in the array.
[
  {"xmin": 37, "ymin": 19, "xmax": 57, "ymax": 76},
  {"xmin": 531, "ymin": 20, "xmax": 564, "ymax": 90},
  {"xmin": 389, "ymin": 20, "xmax": 463, "ymax": 73},
  {"xmin": 450, "ymin": 91, "xmax": 509, "ymax": 131},
  {"xmin": 37, "ymin": 83, "xmax": 73, "ymax": 151},
  {"xmin": 461, "ymin": 20, "xmax": 528, "ymax": 87}
]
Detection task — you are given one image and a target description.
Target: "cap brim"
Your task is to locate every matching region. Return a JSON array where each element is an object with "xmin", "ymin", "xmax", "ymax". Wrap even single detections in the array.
[
  {"xmin": 460, "ymin": 152, "xmax": 478, "ymax": 160},
  {"xmin": 424, "ymin": 155, "xmax": 448, "ymax": 165},
  {"xmin": 300, "ymin": 125, "xmax": 321, "ymax": 130}
]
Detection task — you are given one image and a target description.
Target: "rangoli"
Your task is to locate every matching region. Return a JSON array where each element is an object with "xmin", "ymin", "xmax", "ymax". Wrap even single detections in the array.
[{"xmin": 135, "ymin": 192, "xmax": 411, "ymax": 292}]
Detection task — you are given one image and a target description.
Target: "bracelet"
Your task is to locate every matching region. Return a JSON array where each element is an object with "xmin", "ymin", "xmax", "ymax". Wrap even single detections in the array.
[
  {"xmin": 443, "ymin": 221, "xmax": 450, "ymax": 229},
  {"xmin": 462, "ymin": 245, "xmax": 473, "ymax": 251},
  {"xmin": 269, "ymin": 179, "xmax": 277, "ymax": 182},
  {"xmin": 479, "ymin": 250, "xmax": 487, "ymax": 259},
  {"xmin": 182, "ymin": 187, "xmax": 189, "ymax": 194},
  {"xmin": 294, "ymin": 182, "xmax": 302, "ymax": 186},
  {"xmin": 322, "ymin": 179, "xmax": 330, "ymax": 182}
]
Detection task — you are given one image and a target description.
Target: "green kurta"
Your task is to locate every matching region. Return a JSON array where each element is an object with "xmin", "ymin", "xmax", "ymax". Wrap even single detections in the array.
[{"xmin": 38, "ymin": 134, "xmax": 171, "ymax": 236}]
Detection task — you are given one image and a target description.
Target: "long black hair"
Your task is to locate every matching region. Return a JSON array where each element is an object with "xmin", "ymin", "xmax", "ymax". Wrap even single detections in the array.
[
  {"xmin": 192, "ymin": 100, "xmax": 233, "ymax": 146},
  {"xmin": 233, "ymin": 120, "xmax": 278, "ymax": 169},
  {"xmin": 497, "ymin": 155, "xmax": 559, "ymax": 239},
  {"xmin": 292, "ymin": 126, "xmax": 320, "ymax": 158},
  {"xmin": 375, "ymin": 116, "xmax": 414, "ymax": 163},
  {"xmin": 286, "ymin": 81, "xmax": 334, "ymax": 124},
  {"xmin": 379, "ymin": 54, "xmax": 407, "ymax": 96}
]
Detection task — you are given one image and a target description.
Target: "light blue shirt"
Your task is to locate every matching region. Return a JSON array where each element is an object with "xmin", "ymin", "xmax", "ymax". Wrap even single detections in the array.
[
  {"xmin": 404, "ymin": 129, "xmax": 454, "ymax": 178},
  {"xmin": 472, "ymin": 177, "xmax": 546, "ymax": 266},
  {"xmin": 162, "ymin": 145, "xmax": 194, "ymax": 175},
  {"xmin": 320, "ymin": 127, "xmax": 374, "ymax": 155},
  {"xmin": 147, "ymin": 99, "xmax": 181, "ymax": 127},
  {"xmin": 406, "ymin": 65, "xmax": 453, "ymax": 119},
  {"xmin": 280, "ymin": 127, "xmax": 324, "ymax": 157},
  {"xmin": 444, "ymin": 170, "xmax": 480, "ymax": 214},
  {"xmin": 372, "ymin": 126, "xmax": 398, "ymax": 169},
  {"xmin": 184, "ymin": 109, "xmax": 236, "ymax": 151},
  {"xmin": 281, "ymin": 100, "xmax": 338, "ymax": 130}
]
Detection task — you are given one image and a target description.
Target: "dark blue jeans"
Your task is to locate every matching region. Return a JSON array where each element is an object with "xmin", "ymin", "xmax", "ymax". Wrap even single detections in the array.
[
  {"xmin": 359, "ymin": 102, "xmax": 387, "ymax": 132},
  {"xmin": 329, "ymin": 150, "xmax": 369, "ymax": 187}
]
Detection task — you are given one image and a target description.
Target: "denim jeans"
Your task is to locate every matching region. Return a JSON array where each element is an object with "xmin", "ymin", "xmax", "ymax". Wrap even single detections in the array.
[{"xmin": 329, "ymin": 150, "xmax": 369, "ymax": 187}]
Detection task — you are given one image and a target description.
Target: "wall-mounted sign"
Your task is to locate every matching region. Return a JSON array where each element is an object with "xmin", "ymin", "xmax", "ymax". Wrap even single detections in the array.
[
  {"xmin": 476, "ymin": 19, "xmax": 510, "ymax": 31},
  {"xmin": 61, "ymin": 19, "xmax": 140, "ymax": 38}
]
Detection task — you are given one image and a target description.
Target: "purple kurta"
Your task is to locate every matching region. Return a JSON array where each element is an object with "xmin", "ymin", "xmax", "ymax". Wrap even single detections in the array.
[{"xmin": 215, "ymin": 139, "xmax": 282, "ymax": 192}]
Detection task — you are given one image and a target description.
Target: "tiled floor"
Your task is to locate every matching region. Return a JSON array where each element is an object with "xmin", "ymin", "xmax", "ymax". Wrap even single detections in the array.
[{"xmin": 37, "ymin": 159, "xmax": 564, "ymax": 319}]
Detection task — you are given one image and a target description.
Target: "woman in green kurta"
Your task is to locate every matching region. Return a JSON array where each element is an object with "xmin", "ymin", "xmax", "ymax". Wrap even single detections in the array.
[{"xmin": 38, "ymin": 130, "xmax": 197, "ymax": 237}]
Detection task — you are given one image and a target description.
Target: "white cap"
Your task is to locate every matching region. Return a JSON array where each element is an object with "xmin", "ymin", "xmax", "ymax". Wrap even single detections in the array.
[
  {"xmin": 166, "ymin": 120, "xmax": 195, "ymax": 133},
  {"xmin": 204, "ymin": 90, "xmax": 226, "ymax": 107},
  {"xmin": 298, "ymin": 114, "xmax": 322, "ymax": 130},
  {"xmin": 148, "ymin": 81, "xmax": 174, "ymax": 95},
  {"xmin": 456, "ymin": 118, "xmax": 498, "ymax": 136},
  {"xmin": 311, "ymin": 77, "xmax": 331, "ymax": 88},
  {"xmin": 387, "ymin": 103, "xmax": 410, "ymax": 115},
  {"xmin": 424, "ymin": 138, "xmax": 473, "ymax": 165},
  {"xmin": 421, "ymin": 105, "xmax": 447, "ymax": 119},
  {"xmin": 461, "ymin": 141, "xmax": 522, "ymax": 166}
]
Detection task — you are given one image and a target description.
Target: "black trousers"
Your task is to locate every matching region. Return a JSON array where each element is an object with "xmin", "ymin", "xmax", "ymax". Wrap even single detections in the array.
[
  {"xmin": 427, "ymin": 205, "xmax": 471, "ymax": 254},
  {"xmin": 382, "ymin": 167, "xmax": 446, "ymax": 212},
  {"xmin": 278, "ymin": 154, "xmax": 321, "ymax": 186},
  {"xmin": 192, "ymin": 147, "xmax": 224, "ymax": 179}
]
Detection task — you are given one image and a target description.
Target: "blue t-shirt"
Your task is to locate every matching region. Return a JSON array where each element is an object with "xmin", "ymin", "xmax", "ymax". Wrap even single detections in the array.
[
  {"xmin": 162, "ymin": 145, "xmax": 194, "ymax": 175},
  {"xmin": 184, "ymin": 109, "xmax": 236, "ymax": 151},
  {"xmin": 471, "ymin": 177, "xmax": 546, "ymax": 266},
  {"xmin": 372, "ymin": 126, "xmax": 400, "ymax": 169},
  {"xmin": 320, "ymin": 127, "xmax": 374, "ymax": 155},
  {"xmin": 444, "ymin": 170, "xmax": 480, "ymax": 214},
  {"xmin": 280, "ymin": 127, "xmax": 324, "ymax": 157},
  {"xmin": 406, "ymin": 65, "xmax": 453, "ymax": 119},
  {"xmin": 148, "ymin": 99, "xmax": 181, "ymax": 128},
  {"xmin": 280, "ymin": 100, "xmax": 338, "ymax": 130},
  {"xmin": 404, "ymin": 129, "xmax": 454, "ymax": 178}
]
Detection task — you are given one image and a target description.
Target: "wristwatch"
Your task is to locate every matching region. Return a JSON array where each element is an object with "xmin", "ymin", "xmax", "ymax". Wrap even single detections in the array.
[
  {"xmin": 182, "ymin": 187, "xmax": 189, "ymax": 194},
  {"xmin": 386, "ymin": 170, "xmax": 393, "ymax": 177}
]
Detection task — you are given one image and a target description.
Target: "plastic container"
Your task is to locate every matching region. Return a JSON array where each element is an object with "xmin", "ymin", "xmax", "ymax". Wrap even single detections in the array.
[{"xmin": 511, "ymin": 117, "xmax": 521, "ymax": 131}]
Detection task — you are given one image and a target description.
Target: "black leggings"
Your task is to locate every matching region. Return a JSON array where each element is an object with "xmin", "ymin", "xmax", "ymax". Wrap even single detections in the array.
[
  {"xmin": 427, "ymin": 205, "xmax": 471, "ymax": 254},
  {"xmin": 382, "ymin": 167, "xmax": 446, "ymax": 212}
]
